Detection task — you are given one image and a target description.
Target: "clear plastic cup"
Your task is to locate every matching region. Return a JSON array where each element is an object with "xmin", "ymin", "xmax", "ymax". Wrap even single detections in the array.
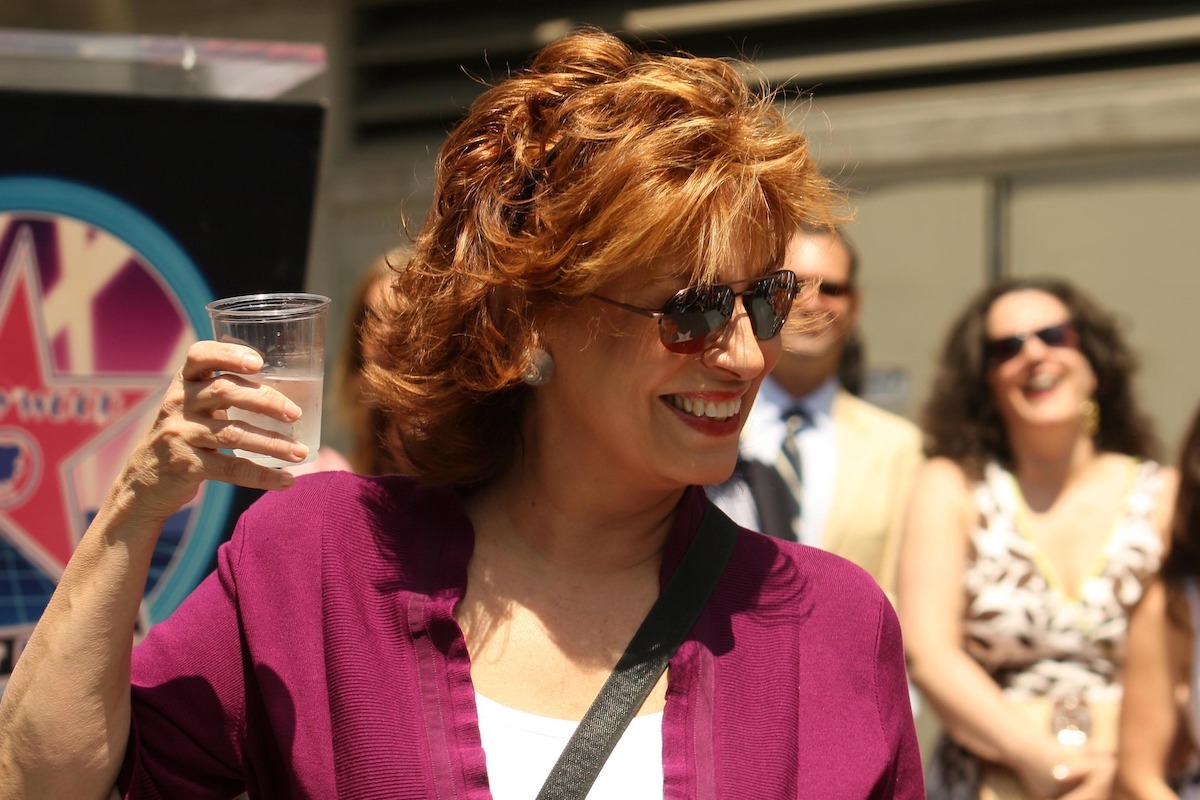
[{"xmin": 206, "ymin": 293, "xmax": 331, "ymax": 468}]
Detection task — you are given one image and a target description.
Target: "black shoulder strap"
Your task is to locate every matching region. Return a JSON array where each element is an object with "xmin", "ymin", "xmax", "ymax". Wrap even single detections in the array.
[{"xmin": 535, "ymin": 501, "xmax": 739, "ymax": 800}]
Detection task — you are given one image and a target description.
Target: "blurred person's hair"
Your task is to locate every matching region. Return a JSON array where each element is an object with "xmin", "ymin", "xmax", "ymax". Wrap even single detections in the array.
[{"xmin": 1161, "ymin": 404, "xmax": 1200, "ymax": 598}]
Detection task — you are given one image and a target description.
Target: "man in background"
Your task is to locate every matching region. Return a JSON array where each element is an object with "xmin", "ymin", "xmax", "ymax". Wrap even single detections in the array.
[{"xmin": 710, "ymin": 225, "xmax": 922, "ymax": 599}]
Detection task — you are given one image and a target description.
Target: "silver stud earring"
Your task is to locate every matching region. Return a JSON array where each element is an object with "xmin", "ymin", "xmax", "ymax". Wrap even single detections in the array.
[{"xmin": 522, "ymin": 347, "xmax": 555, "ymax": 386}]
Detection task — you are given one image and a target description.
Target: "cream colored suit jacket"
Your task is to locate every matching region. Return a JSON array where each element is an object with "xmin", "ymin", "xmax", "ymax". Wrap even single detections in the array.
[{"xmin": 816, "ymin": 390, "xmax": 923, "ymax": 598}]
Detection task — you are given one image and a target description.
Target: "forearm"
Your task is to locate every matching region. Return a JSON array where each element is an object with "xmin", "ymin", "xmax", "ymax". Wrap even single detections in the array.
[
  {"xmin": 1114, "ymin": 579, "xmax": 1186, "ymax": 800},
  {"xmin": 908, "ymin": 644, "xmax": 1051, "ymax": 769},
  {"xmin": 1113, "ymin": 775, "xmax": 1180, "ymax": 800},
  {"xmin": 0, "ymin": 478, "xmax": 169, "ymax": 798},
  {"xmin": 0, "ymin": 341, "xmax": 304, "ymax": 798}
]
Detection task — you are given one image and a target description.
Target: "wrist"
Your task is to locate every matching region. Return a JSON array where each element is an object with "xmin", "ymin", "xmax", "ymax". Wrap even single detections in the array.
[
  {"xmin": 106, "ymin": 460, "xmax": 199, "ymax": 525},
  {"xmin": 1005, "ymin": 734, "xmax": 1062, "ymax": 781}
]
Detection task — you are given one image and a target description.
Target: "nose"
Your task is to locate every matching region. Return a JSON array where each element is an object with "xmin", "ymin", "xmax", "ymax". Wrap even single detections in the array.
[
  {"xmin": 1019, "ymin": 332, "xmax": 1050, "ymax": 360},
  {"xmin": 702, "ymin": 298, "xmax": 768, "ymax": 378}
]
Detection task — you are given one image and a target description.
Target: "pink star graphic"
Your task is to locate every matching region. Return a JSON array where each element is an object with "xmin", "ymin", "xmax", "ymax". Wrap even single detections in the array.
[{"xmin": 0, "ymin": 254, "xmax": 163, "ymax": 580}]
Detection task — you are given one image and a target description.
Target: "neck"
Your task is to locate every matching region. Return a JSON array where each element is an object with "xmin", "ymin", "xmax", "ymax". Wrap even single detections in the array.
[
  {"xmin": 465, "ymin": 453, "xmax": 682, "ymax": 579},
  {"xmin": 771, "ymin": 353, "xmax": 838, "ymax": 401},
  {"xmin": 1007, "ymin": 422, "xmax": 1098, "ymax": 508}
]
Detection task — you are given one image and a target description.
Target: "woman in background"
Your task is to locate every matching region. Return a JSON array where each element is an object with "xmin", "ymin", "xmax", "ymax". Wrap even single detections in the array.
[
  {"xmin": 1116, "ymin": 401, "xmax": 1200, "ymax": 798},
  {"xmin": 331, "ymin": 252, "xmax": 401, "ymax": 475},
  {"xmin": 899, "ymin": 277, "xmax": 1175, "ymax": 799}
]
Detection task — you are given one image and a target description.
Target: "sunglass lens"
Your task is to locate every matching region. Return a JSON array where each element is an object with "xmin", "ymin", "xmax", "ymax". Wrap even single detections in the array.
[
  {"xmin": 1037, "ymin": 323, "xmax": 1077, "ymax": 348},
  {"xmin": 818, "ymin": 282, "xmax": 850, "ymax": 298},
  {"xmin": 986, "ymin": 337, "xmax": 1023, "ymax": 363},
  {"xmin": 659, "ymin": 286, "xmax": 733, "ymax": 353},
  {"xmin": 745, "ymin": 273, "xmax": 796, "ymax": 340}
]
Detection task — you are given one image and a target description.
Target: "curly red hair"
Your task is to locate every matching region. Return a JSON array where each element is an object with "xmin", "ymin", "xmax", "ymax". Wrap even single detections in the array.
[{"xmin": 366, "ymin": 28, "xmax": 843, "ymax": 487}]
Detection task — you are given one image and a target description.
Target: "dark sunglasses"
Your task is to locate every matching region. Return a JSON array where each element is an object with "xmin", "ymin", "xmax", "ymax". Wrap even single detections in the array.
[
  {"xmin": 984, "ymin": 321, "xmax": 1080, "ymax": 365},
  {"xmin": 590, "ymin": 270, "xmax": 812, "ymax": 354},
  {"xmin": 816, "ymin": 280, "xmax": 854, "ymax": 298}
]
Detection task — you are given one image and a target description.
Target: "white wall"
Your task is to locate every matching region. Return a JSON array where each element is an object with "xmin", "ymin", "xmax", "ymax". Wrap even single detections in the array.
[{"xmin": 810, "ymin": 65, "xmax": 1200, "ymax": 456}]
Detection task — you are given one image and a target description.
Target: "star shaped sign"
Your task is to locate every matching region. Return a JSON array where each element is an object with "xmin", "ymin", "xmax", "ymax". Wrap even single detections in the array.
[{"xmin": 0, "ymin": 235, "xmax": 164, "ymax": 580}]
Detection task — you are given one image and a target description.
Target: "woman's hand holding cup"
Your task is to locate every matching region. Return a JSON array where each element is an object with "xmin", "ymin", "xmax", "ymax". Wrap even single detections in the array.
[{"xmin": 118, "ymin": 341, "xmax": 303, "ymax": 524}]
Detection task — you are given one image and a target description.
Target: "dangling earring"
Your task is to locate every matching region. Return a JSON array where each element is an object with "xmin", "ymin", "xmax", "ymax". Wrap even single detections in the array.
[
  {"xmin": 522, "ymin": 347, "xmax": 555, "ymax": 387},
  {"xmin": 1080, "ymin": 398, "xmax": 1100, "ymax": 437}
]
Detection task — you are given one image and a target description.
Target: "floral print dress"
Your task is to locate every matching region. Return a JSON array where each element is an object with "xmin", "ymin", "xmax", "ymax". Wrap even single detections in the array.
[{"xmin": 926, "ymin": 459, "xmax": 1164, "ymax": 799}]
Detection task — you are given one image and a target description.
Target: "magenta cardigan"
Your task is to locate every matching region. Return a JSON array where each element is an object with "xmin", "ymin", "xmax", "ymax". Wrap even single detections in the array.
[{"xmin": 119, "ymin": 473, "xmax": 924, "ymax": 798}]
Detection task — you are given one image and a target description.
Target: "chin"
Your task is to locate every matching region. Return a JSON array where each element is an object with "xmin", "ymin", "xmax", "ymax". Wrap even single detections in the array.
[
  {"xmin": 1014, "ymin": 408, "xmax": 1081, "ymax": 428},
  {"xmin": 692, "ymin": 461, "xmax": 740, "ymax": 487},
  {"xmin": 666, "ymin": 454, "xmax": 734, "ymax": 488}
]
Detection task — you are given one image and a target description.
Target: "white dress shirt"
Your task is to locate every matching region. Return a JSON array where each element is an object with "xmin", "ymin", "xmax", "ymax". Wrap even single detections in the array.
[{"xmin": 712, "ymin": 375, "xmax": 840, "ymax": 547}]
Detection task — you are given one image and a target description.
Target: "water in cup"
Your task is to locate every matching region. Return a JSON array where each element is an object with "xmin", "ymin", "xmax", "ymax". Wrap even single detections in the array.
[
  {"xmin": 206, "ymin": 292, "xmax": 330, "ymax": 469},
  {"xmin": 225, "ymin": 374, "xmax": 323, "ymax": 465}
]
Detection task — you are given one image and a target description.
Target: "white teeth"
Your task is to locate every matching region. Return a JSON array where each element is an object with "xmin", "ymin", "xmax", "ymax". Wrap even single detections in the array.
[
  {"xmin": 669, "ymin": 395, "xmax": 742, "ymax": 420},
  {"xmin": 1028, "ymin": 374, "xmax": 1058, "ymax": 392}
]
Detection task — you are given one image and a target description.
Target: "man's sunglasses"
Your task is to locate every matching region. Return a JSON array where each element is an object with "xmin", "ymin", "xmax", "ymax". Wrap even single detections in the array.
[
  {"xmin": 984, "ymin": 321, "xmax": 1080, "ymax": 365},
  {"xmin": 590, "ymin": 270, "xmax": 814, "ymax": 354},
  {"xmin": 816, "ymin": 280, "xmax": 854, "ymax": 298}
]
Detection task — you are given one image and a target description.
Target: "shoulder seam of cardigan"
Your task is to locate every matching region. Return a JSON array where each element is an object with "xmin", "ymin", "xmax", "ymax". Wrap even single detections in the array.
[{"xmin": 870, "ymin": 590, "xmax": 887, "ymax": 756}]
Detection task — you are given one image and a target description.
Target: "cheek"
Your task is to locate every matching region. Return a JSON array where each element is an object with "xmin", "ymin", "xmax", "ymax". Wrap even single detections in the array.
[
  {"xmin": 760, "ymin": 336, "xmax": 784, "ymax": 373},
  {"xmin": 828, "ymin": 298, "xmax": 855, "ymax": 321},
  {"xmin": 567, "ymin": 328, "xmax": 670, "ymax": 399},
  {"xmin": 1076, "ymin": 358, "xmax": 1099, "ymax": 396},
  {"xmin": 985, "ymin": 365, "xmax": 1017, "ymax": 404}
]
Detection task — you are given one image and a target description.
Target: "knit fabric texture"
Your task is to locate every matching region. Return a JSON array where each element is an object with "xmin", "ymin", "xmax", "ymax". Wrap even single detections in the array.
[{"xmin": 118, "ymin": 473, "xmax": 924, "ymax": 799}]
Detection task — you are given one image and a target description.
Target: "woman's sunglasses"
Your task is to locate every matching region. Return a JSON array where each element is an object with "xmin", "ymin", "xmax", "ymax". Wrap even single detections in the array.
[
  {"xmin": 984, "ymin": 321, "xmax": 1080, "ymax": 365},
  {"xmin": 590, "ymin": 270, "xmax": 814, "ymax": 354}
]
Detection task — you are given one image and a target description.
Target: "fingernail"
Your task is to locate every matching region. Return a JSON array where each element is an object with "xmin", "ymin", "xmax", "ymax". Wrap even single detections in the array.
[
  {"xmin": 277, "ymin": 471, "xmax": 296, "ymax": 488},
  {"xmin": 291, "ymin": 443, "xmax": 309, "ymax": 460},
  {"xmin": 241, "ymin": 353, "xmax": 263, "ymax": 372},
  {"xmin": 283, "ymin": 403, "xmax": 303, "ymax": 422}
]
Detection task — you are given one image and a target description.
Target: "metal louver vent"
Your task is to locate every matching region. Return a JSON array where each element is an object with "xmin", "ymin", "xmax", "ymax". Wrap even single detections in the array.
[{"xmin": 348, "ymin": 0, "xmax": 1200, "ymax": 144}]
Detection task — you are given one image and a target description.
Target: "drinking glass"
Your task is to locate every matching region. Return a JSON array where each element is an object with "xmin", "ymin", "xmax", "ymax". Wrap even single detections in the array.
[{"xmin": 206, "ymin": 292, "xmax": 331, "ymax": 468}]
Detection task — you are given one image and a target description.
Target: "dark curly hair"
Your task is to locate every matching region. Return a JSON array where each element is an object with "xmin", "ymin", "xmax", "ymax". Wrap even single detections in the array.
[
  {"xmin": 1162, "ymin": 404, "xmax": 1200, "ymax": 587},
  {"xmin": 364, "ymin": 28, "xmax": 842, "ymax": 487},
  {"xmin": 921, "ymin": 276, "xmax": 1159, "ymax": 479}
]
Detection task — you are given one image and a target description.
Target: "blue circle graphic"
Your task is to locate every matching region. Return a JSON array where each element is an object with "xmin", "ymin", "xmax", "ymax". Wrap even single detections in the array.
[{"xmin": 0, "ymin": 175, "xmax": 233, "ymax": 625}]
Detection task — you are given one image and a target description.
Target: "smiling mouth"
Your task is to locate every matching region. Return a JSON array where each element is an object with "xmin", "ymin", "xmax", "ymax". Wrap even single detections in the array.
[
  {"xmin": 666, "ymin": 395, "xmax": 742, "ymax": 421},
  {"xmin": 1026, "ymin": 373, "xmax": 1060, "ymax": 393}
]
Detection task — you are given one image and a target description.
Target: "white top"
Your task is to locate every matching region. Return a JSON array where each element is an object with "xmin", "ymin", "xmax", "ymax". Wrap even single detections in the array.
[
  {"xmin": 713, "ymin": 374, "xmax": 839, "ymax": 546},
  {"xmin": 474, "ymin": 692, "xmax": 665, "ymax": 800}
]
